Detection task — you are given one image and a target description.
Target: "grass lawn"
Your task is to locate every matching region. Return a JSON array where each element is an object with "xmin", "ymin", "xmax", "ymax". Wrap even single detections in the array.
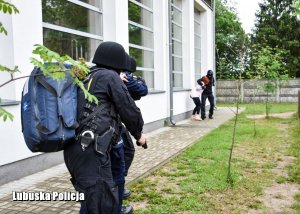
[{"xmin": 125, "ymin": 103, "xmax": 300, "ymax": 213}]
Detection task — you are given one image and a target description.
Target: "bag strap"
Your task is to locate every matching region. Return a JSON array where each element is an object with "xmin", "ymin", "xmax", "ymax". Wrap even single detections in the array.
[
  {"xmin": 60, "ymin": 74, "xmax": 74, "ymax": 97},
  {"xmin": 34, "ymin": 77, "xmax": 60, "ymax": 134},
  {"xmin": 36, "ymin": 76, "xmax": 57, "ymax": 97},
  {"xmin": 86, "ymin": 67, "xmax": 104, "ymax": 92},
  {"xmin": 79, "ymin": 103, "xmax": 106, "ymax": 128}
]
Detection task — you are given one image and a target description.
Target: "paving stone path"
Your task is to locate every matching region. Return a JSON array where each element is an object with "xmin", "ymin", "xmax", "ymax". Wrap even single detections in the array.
[{"xmin": 0, "ymin": 107, "xmax": 236, "ymax": 213}]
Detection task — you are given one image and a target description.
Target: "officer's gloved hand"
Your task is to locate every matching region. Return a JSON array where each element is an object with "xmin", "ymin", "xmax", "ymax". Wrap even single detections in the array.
[{"xmin": 137, "ymin": 133, "xmax": 147, "ymax": 149}]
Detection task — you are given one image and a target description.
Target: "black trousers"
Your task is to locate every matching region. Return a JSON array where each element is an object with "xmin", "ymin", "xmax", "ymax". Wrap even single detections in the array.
[
  {"xmin": 192, "ymin": 97, "xmax": 201, "ymax": 115},
  {"xmin": 201, "ymin": 93, "xmax": 214, "ymax": 118},
  {"xmin": 110, "ymin": 140, "xmax": 125, "ymax": 214},
  {"xmin": 64, "ymin": 141, "xmax": 119, "ymax": 214},
  {"xmin": 121, "ymin": 126, "xmax": 135, "ymax": 176}
]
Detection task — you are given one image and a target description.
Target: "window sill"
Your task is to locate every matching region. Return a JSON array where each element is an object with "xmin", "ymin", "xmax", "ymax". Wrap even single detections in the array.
[
  {"xmin": 147, "ymin": 88, "xmax": 191, "ymax": 94},
  {"xmin": 0, "ymin": 99, "xmax": 20, "ymax": 106},
  {"xmin": 173, "ymin": 88, "xmax": 191, "ymax": 92},
  {"xmin": 148, "ymin": 89, "xmax": 165, "ymax": 94}
]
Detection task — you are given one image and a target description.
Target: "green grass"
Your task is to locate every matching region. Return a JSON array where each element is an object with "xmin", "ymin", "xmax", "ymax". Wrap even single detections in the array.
[
  {"xmin": 125, "ymin": 103, "xmax": 299, "ymax": 213},
  {"xmin": 286, "ymin": 114, "xmax": 300, "ymax": 212},
  {"xmin": 218, "ymin": 102, "xmax": 297, "ymax": 115}
]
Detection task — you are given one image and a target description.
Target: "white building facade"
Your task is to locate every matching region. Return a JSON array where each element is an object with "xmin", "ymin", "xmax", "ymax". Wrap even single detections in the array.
[{"xmin": 0, "ymin": 0, "xmax": 214, "ymax": 183}]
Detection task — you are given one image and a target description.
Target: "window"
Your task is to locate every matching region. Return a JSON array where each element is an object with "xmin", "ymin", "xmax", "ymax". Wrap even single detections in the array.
[
  {"xmin": 42, "ymin": 0, "xmax": 103, "ymax": 61},
  {"xmin": 194, "ymin": 9, "xmax": 202, "ymax": 81},
  {"xmin": 202, "ymin": 0, "xmax": 213, "ymax": 8},
  {"xmin": 171, "ymin": 0, "xmax": 182, "ymax": 88},
  {"xmin": 128, "ymin": 0, "xmax": 154, "ymax": 88}
]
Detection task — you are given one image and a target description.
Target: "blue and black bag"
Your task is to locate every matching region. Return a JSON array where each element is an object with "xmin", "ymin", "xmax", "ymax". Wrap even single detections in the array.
[{"xmin": 21, "ymin": 65, "xmax": 78, "ymax": 152}]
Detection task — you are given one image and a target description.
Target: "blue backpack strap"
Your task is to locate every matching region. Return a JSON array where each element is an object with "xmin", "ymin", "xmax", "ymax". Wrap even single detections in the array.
[
  {"xmin": 60, "ymin": 73, "xmax": 74, "ymax": 96},
  {"xmin": 60, "ymin": 74, "xmax": 79, "ymax": 129},
  {"xmin": 35, "ymin": 75, "xmax": 57, "ymax": 97},
  {"xmin": 34, "ymin": 75, "xmax": 60, "ymax": 135}
]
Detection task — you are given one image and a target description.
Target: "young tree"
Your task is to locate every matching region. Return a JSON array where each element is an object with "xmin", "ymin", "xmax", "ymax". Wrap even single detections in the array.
[
  {"xmin": 215, "ymin": 0, "xmax": 249, "ymax": 79},
  {"xmin": 226, "ymin": 32, "xmax": 249, "ymax": 185},
  {"xmin": 251, "ymin": 0, "xmax": 300, "ymax": 77},
  {"xmin": 252, "ymin": 46, "xmax": 288, "ymax": 118}
]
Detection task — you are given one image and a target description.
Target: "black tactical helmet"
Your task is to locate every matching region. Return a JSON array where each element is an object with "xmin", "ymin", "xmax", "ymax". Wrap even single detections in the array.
[
  {"xmin": 92, "ymin": 41, "xmax": 127, "ymax": 70},
  {"xmin": 207, "ymin": 70, "xmax": 213, "ymax": 77},
  {"xmin": 124, "ymin": 53, "xmax": 137, "ymax": 73},
  {"xmin": 129, "ymin": 57, "xmax": 137, "ymax": 73}
]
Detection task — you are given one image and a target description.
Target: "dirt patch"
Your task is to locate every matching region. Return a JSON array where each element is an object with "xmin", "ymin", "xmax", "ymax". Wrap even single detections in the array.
[
  {"xmin": 257, "ymin": 183, "xmax": 299, "ymax": 213},
  {"xmin": 246, "ymin": 112, "xmax": 296, "ymax": 119},
  {"xmin": 247, "ymin": 123, "xmax": 300, "ymax": 213},
  {"xmin": 255, "ymin": 156, "xmax": 299, "ymax": 213},
  {"xmin": 130, "ymin": 201, "xmax": 149, "ymax": 210}
]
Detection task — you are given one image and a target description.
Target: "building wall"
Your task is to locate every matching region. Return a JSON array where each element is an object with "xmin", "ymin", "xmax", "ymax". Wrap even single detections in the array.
[{"xmin": 0, "ymin": 0, "xmax": 213, "ymax": 174}]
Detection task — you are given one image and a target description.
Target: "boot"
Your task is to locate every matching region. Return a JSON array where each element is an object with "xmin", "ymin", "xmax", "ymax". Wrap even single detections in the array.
[
  {"xmin": 123, "ymin": 188, "xmax": 131, "ymax": 199},
  {"xmin": 121, "ymin": 205, "xmax": 133, "ymax": 214}
]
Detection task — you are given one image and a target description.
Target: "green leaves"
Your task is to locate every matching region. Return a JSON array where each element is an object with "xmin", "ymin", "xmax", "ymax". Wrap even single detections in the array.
[
  {"xmin": 252, "ymin": 0, "xmax": 300, "ymax": 78},
  {"xmin": 31, "ymin": 44, "xmax": 98, "ymax": 104},
  {"xmin": 216, "ymin": 0, "xmax": 249, "ymax": 80},
  {"xmin": 74, "ymin": 79, "xmax": 98, "ymax": 104},
  {"xmin": 0, "ymin": 1, "xmax": 19, "ymax": 121},
  {"xmin": 0, "ymin": 106, "xmax": 14, "ymax": 122},
  {"xmin": 0, "ymin": 64, "xmax": 19, "ymax": 73},
  {"xmin": 253, "ymin": 46, "xmax": 288, "ymax": 81},
  {"xmin": 0, "ymin": 0, "xmax": 19, "ymax": 14},
  {"xmin": 0, "ymin": 2, "xmax": 98, "ymax": 123},
  {"xmin": 0, "ymin": 22, "xmax": 7, "ymax": 35},
  {"xmin": 0, "ymin": 1, "xmax": 19, "ymax": 36},
  {"xmin": 293, "ymin": 0, "xmax": 300, "ymax": 15}
]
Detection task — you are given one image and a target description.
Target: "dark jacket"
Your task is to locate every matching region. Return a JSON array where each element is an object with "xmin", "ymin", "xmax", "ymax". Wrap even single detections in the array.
[
  {"xmin": 198, "ymin": 75, "xmax": 215, "ymax": 94},
  {"xmin": 77, "ymin": 67, "xmax": 144, "ymax": 141},
  {"xmin": 123, "ymin": 71, "xmax": 148, "ymax": 100}
]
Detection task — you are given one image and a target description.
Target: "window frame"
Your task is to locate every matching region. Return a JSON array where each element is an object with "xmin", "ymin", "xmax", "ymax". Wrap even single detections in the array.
[
  {"xmin": 194, "ymin": 9, "xmax": 202, "ymax": 81},
  {"xmin": 128, "ymin": 0, "xmax": 154, "ymax": 89},
  {"xmin": 42, "ymin": 0, "xmax": 103, "ymax": 60},
  {"xmin": 171, "ymin": 0, "xmax": 183, "ymax": 88}
]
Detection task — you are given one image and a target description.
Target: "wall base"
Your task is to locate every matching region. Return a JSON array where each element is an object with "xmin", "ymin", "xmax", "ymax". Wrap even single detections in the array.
[{"xmin": 0, "ymin": 111, "xmax": 193, "ymax": 185}]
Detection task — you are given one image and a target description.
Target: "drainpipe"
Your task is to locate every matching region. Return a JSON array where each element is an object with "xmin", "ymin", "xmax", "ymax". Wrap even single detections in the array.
[
  {"xmin": 213, "ymin": 0, "xmax": 217, "ymax": 107},
  {"xmin": 168, "ymin": 0, "xmax": 176, "ymax": 126}
]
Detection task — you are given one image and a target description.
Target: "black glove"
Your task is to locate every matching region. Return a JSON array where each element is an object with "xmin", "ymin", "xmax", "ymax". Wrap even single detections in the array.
[
  {"xmin": 136, "ymin": 76, "xmax": 146, "ymax": 84},
  {"xmin": 136, "ymin": 140, "xmax": 148, "ymax": 149}
]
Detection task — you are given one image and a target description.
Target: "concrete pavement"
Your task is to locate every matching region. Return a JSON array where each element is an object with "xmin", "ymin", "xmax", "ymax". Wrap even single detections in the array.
[{"xmin": 0, "ymin": 107, "xmax": 237, "ymax": 213}]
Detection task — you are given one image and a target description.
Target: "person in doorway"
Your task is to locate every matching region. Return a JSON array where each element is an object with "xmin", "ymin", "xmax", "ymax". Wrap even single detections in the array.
[
  {"xmin": 197, "ymin": 70, "xmax": 215, "ymax": 120},
  {"xmin": 64, "ymin": 41, "xmax": 147, "ymax": 214},
  {"xmin": 190, "ymin": 84, "xmax": 203, "ymax": 121}
]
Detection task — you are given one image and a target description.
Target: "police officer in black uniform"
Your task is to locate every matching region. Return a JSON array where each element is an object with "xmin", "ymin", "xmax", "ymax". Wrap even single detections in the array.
[
  {"xmin": 197, "ymin": 70, "xmax": 215, "ymax": 120},
  {"xmin": 119, "ymin": 55, "xmax": 148, "ymax": 213},
  {"xmin": 64, "ymin": 41, "xmax": 147, "ymax": 214}
]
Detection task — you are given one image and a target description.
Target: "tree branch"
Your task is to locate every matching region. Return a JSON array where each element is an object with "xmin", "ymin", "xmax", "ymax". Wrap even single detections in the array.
[{"xmin": 0, "ymin": 73, "xmax": 43, "ymax": 88}]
